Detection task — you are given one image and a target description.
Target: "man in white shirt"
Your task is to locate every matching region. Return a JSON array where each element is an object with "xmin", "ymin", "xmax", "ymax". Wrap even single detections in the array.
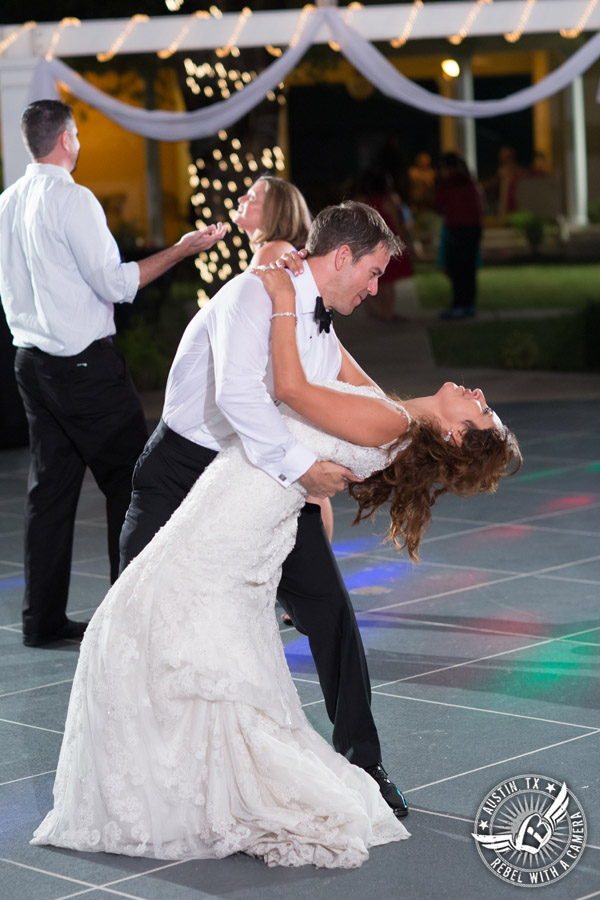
[
  {"xmin": 119, "ymin": 201, "xmax": 409, "ymax": 818},
  {"xmin": 0, "ymin": 99, "xmax": 226, "ymax": 648}
]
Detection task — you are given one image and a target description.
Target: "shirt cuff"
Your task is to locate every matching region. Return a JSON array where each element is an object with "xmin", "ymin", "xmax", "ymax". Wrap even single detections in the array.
[
  {"xmin": 261, "ymin": 443, "xmax": 317, "ymax": 488},
  {"xmin": 122, "ymin": 261, "xmax": 141, "ymax": 303}
]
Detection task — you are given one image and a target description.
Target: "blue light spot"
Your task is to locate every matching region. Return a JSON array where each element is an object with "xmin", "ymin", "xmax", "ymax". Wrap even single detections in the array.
[
  {"xmin": 332, "ymin": 536, "xmax": 383, "ymax": 556},
  {"xmin": 0, "ymin": 577, "xmax": 24, "ymax": 591}
]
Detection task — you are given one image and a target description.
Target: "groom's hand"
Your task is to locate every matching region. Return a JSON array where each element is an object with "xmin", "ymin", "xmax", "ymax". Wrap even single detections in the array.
[{"xmin": 298, "ymin": 461, "xmax": 361, "ymax": 498}]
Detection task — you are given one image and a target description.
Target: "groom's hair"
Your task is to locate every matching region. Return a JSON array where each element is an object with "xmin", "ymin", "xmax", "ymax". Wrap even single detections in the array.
[
  {"xmin": 306, "ymin": 200, "xmax": 403, "ymax": 262},
  {"xmin": 21, "ymin": 100, "xmax": 73, "ymax": 160}
]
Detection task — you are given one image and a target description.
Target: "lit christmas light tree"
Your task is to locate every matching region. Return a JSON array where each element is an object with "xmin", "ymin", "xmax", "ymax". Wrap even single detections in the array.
[{"xmin": 182, "ymin": 57, "xmax": 286, "ymax": 306}]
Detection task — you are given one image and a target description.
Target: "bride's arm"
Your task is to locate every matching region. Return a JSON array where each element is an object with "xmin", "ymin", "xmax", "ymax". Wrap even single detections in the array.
[{"xmin": 254, "ymin": 267, "xmax": 409, "ymax": 448}]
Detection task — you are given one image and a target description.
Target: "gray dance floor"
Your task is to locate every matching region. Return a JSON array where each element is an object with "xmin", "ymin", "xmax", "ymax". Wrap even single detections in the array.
[{"xmin": 0, "ymin": 397, "xmax": 599, "ymax": 900}]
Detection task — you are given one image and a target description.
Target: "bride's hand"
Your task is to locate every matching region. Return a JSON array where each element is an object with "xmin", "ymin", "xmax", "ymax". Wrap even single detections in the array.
[
  {"xmin": 250, "ymin": 265, "xmax": 296, "ymax": 312},
  {"xmin": 274, "ymin": 248, "xmax": 307, "ymax": 276}
]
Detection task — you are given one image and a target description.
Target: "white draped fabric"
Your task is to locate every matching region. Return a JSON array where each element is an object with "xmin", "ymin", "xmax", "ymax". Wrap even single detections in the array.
[{"xmin": 30, "ymin": 7, "xmax": 600, "ymax": 140}]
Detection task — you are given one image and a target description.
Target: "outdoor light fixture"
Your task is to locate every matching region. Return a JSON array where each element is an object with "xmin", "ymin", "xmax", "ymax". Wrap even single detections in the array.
[{"xmin": 441, "ymin": 59, "xmax": 460, "ymax": 78}]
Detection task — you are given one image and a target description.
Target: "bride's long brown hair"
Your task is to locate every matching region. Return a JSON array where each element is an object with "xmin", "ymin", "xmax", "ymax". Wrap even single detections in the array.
[{"xmin": 349, "ymin": 419, "xmax": 522, "ymax": 561}]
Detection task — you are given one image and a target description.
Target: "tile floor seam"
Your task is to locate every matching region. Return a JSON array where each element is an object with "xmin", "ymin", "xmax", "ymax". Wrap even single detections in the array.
[
  {"xmin": 52, "ymin": 890, "xmax": 140, "ymax": 900},
  {"xmin": 404, "ymin": 729, "xmax": 599, "ymax": 794},
  {"xmin": 94, "ymin": 860, "xmax": 190, "ymax": 892},
  {"xmin": 416, "ymin": 500, "xmax": 600, "ymax": 535},
  {"xmin": 0, "ymin": 858, "xmax": 102, "ymax": 891},
  {"xmin": 370, "ymin": 624, "xmax": 600, "ymax": 688},
  {"xmin": 362, "ymin": 552, "xmax": 523, "ymax": 576},
  {"xmin": 360, "ymin": 555, "xmax": 600, "ymax": 615},
  {"xmin": 369, "ymin": 690, "xmax": 600, "ymax": 731},
  {"xmin": 0, "ymin": 679, "xmax": 74, "ymax": 699},
  {"xmin": 0, "ymin": 716, "xmax": 64, "ymax": 735},
  {"xmin": 0, "ymin": 769, "xmax": 56, "ymax": 787},
  {"xmin": 536, "ymin": 573, "xmax": 600, "ymax": 585},
  {"xmin": 363, "ymin": 613, "xmax": 600, "ymax": 646},
  {"xmin": 407, "ymin": 807, "xmax": 600, "ymax": 853}
]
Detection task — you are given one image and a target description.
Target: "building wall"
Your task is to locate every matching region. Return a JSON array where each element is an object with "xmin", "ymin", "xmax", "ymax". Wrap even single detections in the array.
[{"xmin": 63, "ymin": 67, "xmax": 192, "ymax": 249}]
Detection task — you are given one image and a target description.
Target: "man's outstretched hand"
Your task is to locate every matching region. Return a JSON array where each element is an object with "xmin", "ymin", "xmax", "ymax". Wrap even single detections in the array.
[
  {"xmin": 299, "ymin": 461, "xmax": 361, "ymax": 499},
  {"xmin": 176, "ymin": 223, "xmax": 229, "ymax": 257}
]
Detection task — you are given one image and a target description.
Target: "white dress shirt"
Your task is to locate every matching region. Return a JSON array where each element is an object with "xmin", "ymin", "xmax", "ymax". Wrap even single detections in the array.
[
  {"xmin": 0, "ymin": 163, "xmax": 140, "ymax": 356},
  {"xmin": 163, "ymin": 263, "xmax": 342, "ymax": 486}
]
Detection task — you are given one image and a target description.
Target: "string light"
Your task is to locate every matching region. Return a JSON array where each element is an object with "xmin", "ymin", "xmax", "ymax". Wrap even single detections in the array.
[
  {"xmin": 216, "ymin": 7, "xmax": 252, "ymax": 59},
  {"xmin": 97, "ymin": 14, "xmax": 149, "ymax": 62},
  {"xmin": 505, "ymin": 0, "xmax": 536, "ymax": 43},
  {"xmin": 330, "ymin": 2, "xmax": 362, "ymax": 52},
  {"xmin": 391, "ymin": 0, "xmax": 423, "ymax": 49},
  {"xmin": 0, "ymin": 21, "xmax": 36, "ymax": 57},
  {"xmin": 45, "ymin": 18, "xmax": 81, "ymax": 61},
  {"xmin": 266, "ymin": 46, "xmax": 283, "ymax": 57},
  {"xmin": 182, "ymin": 44, "xmax": 287, "ymax": 300},
  {"xmin": 560, "ymin": 0, "xmax": 599, "ymax": 38},
  {"xmin": 290, "ymin": 5, "xmax": 316, "ymax": 48},
  {"xmin": 165, "ymin": 0, "xmax": 184, "ymax": 10},
  {"xmin": 449, "ymin": 0, "xmax": 493, "ymax": 46},
  {"xmin": 158, "ymin": 10, "xmax": 210, "ymax": 59}
]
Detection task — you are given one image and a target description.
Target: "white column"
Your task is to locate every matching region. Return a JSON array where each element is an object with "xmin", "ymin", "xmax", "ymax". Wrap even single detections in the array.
[
  {"xmin": 458, "ymin": 60, "xmax": 477, "ymax": 177},
  {"xmin": 0, "ymin": 59, "xmax": 39, "ymax": 188},
  {"xmin": 565, "ymin": 75, "xmax": 588, "ymax": 226}
]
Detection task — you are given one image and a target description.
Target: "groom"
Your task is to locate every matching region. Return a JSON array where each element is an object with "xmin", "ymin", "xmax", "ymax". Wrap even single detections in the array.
[{"xmin": 119, "ymin": 200, "xmax": 409, "ymax": 818}]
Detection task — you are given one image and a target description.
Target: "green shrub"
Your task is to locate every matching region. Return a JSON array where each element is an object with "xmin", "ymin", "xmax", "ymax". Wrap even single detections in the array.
[
  {"xmin": 509, "ymin": 211, "xmax": 545, "ymax": 253},
  {"xmin": 500, "ymin": 330, "xmax": 542, "ymax": 369},
  {"xmin": 588, "ymin": 200, "xmax": 600, "ymax": 224}
]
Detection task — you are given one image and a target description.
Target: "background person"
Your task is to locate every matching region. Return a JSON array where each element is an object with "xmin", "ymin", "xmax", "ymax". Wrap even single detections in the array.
[
  {"xmin": 0, "ymin": 99, "xmax": 226, "ymax": 647},
  {"xmin": 434, "ymin": 152, "xmax": 483, "ymax": 320},
  {"xmin": 356, "ymin": 169, "xmax": 413, "ymax": 322}
]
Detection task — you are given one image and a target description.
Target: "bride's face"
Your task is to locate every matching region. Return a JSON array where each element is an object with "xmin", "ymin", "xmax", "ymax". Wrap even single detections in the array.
[
  {"xmin": 232, "ymin": 179, "xmax": 267, "ymax": 239},
  {"xmin": 433, "ymin": 382, "xmax": 503, "ymax": 445}
]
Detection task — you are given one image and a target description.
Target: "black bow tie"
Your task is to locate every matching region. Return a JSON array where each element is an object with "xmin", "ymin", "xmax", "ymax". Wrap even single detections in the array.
[{"xmin": 314, "ymin": 296, "xmax": 333, "ymax": 334}]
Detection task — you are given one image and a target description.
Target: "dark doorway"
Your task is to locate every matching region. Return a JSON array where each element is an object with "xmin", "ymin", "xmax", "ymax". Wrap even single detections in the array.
[{"xmin": 287, "ymin": 81, "xmax": 439, "ymax": 212}]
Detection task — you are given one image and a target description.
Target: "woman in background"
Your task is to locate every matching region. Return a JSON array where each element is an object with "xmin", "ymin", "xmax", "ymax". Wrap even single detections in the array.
[{"xmin": 434, "ymin": 152, "xmax": 483, "ymax": 320}]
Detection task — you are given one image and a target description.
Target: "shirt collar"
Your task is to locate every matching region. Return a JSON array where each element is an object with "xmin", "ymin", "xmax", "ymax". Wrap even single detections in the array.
[
  {"xmin": 26, "ymin": 163, "xmax": 74, "ymax": 183},
  {"xmin": 294, "ymin": 261, "xmax": 322, "ymax": 316}
]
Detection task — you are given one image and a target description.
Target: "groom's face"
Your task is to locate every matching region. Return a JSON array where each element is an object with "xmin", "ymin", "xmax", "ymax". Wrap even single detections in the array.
[{"xmin": 327, "ymin": 242, "xmax": 390, "ymax": 316}]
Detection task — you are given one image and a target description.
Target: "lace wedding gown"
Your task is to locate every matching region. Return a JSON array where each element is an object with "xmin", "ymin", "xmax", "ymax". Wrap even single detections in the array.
[{"xmin": 32, "ymin": 382, "xmax": 410, "ymax": 867}]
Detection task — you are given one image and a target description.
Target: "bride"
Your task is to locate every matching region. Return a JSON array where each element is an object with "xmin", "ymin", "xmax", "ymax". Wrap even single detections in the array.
[{"xmin": 32, "ymin": 268, "xmax": 521, "ymax": 868}]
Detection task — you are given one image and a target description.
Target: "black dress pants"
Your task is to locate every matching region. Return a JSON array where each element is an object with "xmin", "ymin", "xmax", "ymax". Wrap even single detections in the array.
[
  {"xmin": 14, "ymin": 341, "xmax": 148, "ymax": 637},
  {"xmin": 445, "ymin": 224, "xmax": 482, "ymax": 310},
  {"xmin": 119, "ymin": 423, "xmax": 382, "ymax": 768}
]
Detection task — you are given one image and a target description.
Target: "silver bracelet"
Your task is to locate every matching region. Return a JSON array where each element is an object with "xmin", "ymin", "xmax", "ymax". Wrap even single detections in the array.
[{"xmin": 271, "ymin": 312, "xmax": 297, "ymax": 320}]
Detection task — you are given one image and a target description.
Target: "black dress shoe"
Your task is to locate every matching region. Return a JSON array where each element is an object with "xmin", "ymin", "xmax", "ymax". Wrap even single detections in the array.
[
  {"xmin": 23, "ymin": 618, "xmax": 88, "ymax": 647},
  {"xmin": 364, "ymin": 763, "xmax": 409, "ymax": 818}
]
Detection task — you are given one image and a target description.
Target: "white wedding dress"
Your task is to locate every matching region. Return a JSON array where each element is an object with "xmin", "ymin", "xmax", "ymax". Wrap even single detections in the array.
[{"xmin": 32, "ymin": 382, "xmax": 410, "ymax": 867}]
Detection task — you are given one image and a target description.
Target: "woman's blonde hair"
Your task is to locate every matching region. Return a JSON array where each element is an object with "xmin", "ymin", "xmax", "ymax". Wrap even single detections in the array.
[
  {"xmin": 252, "ymin": 175, "xmax": 312, "ymax": 247},
  {"xmin": 349, "ymin": 418, "xmax": 522, "ymax": 561}
]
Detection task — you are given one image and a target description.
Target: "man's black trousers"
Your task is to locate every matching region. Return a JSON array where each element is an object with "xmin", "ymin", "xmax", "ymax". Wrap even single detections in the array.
[{"xmin": 14, "ymin": 341, "xmax": 148, "ymax": 638}]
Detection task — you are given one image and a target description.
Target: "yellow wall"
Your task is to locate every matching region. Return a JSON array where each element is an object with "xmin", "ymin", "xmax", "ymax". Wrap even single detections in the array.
[{"xmin": 62, "ymin": 67, "xmax": 193, "ymax": 247}]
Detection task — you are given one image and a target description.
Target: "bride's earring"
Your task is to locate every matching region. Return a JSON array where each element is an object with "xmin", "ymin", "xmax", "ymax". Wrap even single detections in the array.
[{"xmin": 443, "ymin": 429, "xmax": 453, "ymax": 443}]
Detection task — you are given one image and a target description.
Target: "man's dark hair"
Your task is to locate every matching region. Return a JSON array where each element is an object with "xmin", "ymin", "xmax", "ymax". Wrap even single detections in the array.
[
  {"xmin": 21, "ymin": 100, "xmax": 74, "ymax": 160},
  {"xmin": 305, "ymin": 200, "xmax": 403, "ymax": 262}
]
